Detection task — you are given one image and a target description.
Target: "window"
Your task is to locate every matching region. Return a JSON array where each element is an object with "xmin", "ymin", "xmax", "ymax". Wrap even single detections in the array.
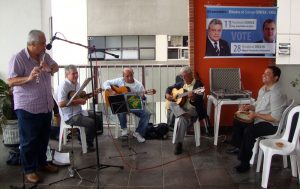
[
  {"xmin": 167, "ymin": 35, "xmax": 188, "ymax": 60},
  {"xmin": 87, "ymin": 35, "xmax": 155, "ymax": 60}
]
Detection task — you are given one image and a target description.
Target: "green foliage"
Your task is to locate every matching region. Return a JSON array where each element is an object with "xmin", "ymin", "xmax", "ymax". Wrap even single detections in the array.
[
  {"xmin": 0, "ymin": 79, "xmax": 15, "ymax": 125},
  {"xmin": 290, "ymin": 74, "xmax": 300, "ymax": 93}
]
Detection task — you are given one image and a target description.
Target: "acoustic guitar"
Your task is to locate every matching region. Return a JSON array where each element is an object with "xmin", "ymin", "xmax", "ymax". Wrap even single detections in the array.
[
  {"xmin": 165, "ymin": 87, "xmax": 205, "ymax": 110},
  {"xmin": 67, "ymin": 88, "xmax": 103, "ymax": 100},
  {"xmin": 104, "ymin": 85, "xmax": 156, "ymax": 107}
]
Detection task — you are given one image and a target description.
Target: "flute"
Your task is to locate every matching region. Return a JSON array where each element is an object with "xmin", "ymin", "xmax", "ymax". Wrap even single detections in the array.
[{"xmin": 36, "ymin": 53, "xmax": 45, "ymax": 84}]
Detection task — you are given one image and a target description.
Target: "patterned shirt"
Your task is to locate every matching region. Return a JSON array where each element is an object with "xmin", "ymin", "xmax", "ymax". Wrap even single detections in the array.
[{"xmin": 8, "ymin": 48, "xmax": 56, "ymax": 114}]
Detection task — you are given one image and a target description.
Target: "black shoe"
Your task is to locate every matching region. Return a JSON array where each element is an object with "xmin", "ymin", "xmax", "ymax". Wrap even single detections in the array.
[
  {"xmin": 97, "ymin": 130, "xmax": 103, "ymax": 135},
  {"xmin": 174, "ymin": 143, "xmax": 183, "ymax": 155},
  {"xmin": 87, "ymin": 146, "xmax": 95, "ymax": 153},
  {"xmin": 226, "ymin": 147, "xmax": 240, "ymax": 155},
  {"xmin": 235, "ymin": 163, "xmax": 250, "ymax": 173}
]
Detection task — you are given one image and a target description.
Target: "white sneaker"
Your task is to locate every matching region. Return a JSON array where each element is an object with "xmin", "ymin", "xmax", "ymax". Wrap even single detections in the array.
[
  {"xmin": 133, "ymin": 132, "xmax": 145, "ymax": 143},
  {"xmin": 121, "ymin": 128, "xmax": 128, "ymax": 136}
]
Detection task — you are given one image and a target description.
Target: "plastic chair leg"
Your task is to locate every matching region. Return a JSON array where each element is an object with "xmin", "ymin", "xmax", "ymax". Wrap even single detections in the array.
[
  {"xmin": 63, "ymin": 128, "xmax": 68, "ymax": 145},
  {"xmin": 79, "ymin": 127, "xmax": 87, "ymax": 154},
  {"xmin": 256, "ymin": 148, "xmax": 263, "ymax": 172},
  {"xmin": 250, "ymin": 139, "xmax": 259, "ymax": 165},
  {"xmin": 290, "ymin": 155, "xmax": 298, "ymax": 177},
  {"xmin": 261, "ymin": 152, "xmax": 274, "ymax": 188},
  {"xmin": 194, "ymin": 120, "xmax": 200, "ymax": 147},
  {"xmin": 283, "ymin": 155, "xmax": 288, "ymax": 168},
  {"xmin": 58, "ymin": 126, "xmax": 64, "ymax": 152},
  {"xmin": 172, "ymin": 118, "xmax": 179, "ymax": 144}
]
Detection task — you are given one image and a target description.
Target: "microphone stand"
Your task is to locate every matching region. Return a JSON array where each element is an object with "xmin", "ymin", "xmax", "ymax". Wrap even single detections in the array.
[{"xmin": 48, "ymin": 36, "xmax": 123, "ymax": 187}]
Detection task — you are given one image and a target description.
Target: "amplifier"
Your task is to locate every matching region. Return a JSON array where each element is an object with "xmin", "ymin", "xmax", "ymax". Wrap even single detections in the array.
[{"xmin": 211, "ymin": 90, "xmax": 251, "ymax": 100}]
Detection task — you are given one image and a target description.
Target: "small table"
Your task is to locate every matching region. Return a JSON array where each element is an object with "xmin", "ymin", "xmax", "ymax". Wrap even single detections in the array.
[{"xmin": 207, "ymin": 95, "xmax": 253, "ymax": 146}]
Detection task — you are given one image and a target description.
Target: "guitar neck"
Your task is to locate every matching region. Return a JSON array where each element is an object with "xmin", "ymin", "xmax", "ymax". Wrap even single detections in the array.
[{"xmin": 82, "ymin": 88, "xmax": 102, "ymax": 98}]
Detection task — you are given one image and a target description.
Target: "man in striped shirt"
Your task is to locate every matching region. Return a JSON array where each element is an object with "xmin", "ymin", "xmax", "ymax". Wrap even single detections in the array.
[{"xmin": 8, "ymin": 30, "xmax": 59, "ymax": 183}]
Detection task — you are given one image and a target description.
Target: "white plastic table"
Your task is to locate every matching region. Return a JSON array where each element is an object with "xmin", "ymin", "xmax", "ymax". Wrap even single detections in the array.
[{"xmin": 207, "ymin": 95, "xmax": 253, "ymax": 146}]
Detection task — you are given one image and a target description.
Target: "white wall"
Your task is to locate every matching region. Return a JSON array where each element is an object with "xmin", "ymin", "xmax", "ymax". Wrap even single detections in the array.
[
  {"xmin": 0, "ymin": 0, "xmax": 44, "ymax": 79},
  {"xmin": 87, "ymin": 0, "xmax": 188, "ymax": 36},
  {"xmin": 51, "ymin": 0, "xmax": 87, "ymax": 66},
  {"xmin": 276, "ymin": 0, "xmax": 300, "ymax": 65},
  {"xmin": 276, "ymin": 0, "xmax": 300, "ymax": 103}
]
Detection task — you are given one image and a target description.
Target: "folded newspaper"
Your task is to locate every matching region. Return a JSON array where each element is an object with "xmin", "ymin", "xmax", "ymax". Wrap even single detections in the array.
[{"xmin": 52, "ymin": 151, "xmax": 70, "ymax": 166}]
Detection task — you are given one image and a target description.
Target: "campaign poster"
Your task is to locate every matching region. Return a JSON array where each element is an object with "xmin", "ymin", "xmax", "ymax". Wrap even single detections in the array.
[{"xmin": 205, "ymin": 6, "xmax": 277, "ymax": 58}]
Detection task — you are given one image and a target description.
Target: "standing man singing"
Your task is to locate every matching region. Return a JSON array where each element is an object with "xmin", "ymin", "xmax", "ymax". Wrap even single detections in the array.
[{"xmin": 8, "ymin": 30, "xmax": 59, "ymax": 183}]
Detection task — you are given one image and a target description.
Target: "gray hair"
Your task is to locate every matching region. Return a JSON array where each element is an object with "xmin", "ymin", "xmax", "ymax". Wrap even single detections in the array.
[
  {"xmin": 180, "ymin": 66, "xmax": 193, "ymax": 75},
  {"xmin": 27, "ymin": 30, "xmax": 44, "ymax": 45},
  {"xmin": 65, "ymin": 64, "xmax": 77, "ymax": 76},
  {"xmin": 208, "ymin": 19, "xmax": 223, "ymax": 30}
]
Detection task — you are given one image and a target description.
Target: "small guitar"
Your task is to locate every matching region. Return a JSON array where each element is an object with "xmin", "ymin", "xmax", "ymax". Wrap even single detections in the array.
[
  {"xmin": 67, "ymin": 88, "xmax": 103, "ymax": 100},
  {"xmin": 165, "ymin": 87, "xmax": 205, "ymax": 109},
  {"xmin": 104, "ymin": 85, "xmax": 156, "ymax": 107}
]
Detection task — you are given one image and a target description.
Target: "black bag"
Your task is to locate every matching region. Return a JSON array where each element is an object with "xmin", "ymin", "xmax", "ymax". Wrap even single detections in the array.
[
  {"xmin": 6, "ymin": 148, "xmax": 21, "ymax": 165},
  {"xmin": 145, "ymin": 123, "xmax": 169, "ymax": 140}
]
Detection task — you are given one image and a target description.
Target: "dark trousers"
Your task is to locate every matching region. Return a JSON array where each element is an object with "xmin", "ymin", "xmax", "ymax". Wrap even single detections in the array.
[
  {"xmin": 231, "ymin": 119, "xmax": 277, "ymax": 164},
  {"xmin": 15, "ymin": 109, "xmax": 52, "ymax": 174},
  {"xmin": 65, "ymin": 111, "xmax": 100, "ymax": 147}
]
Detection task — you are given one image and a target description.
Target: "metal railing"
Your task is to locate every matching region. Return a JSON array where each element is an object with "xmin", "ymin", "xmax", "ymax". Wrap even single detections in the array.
[{"xmin": 53, "ymin": 63, "xmax": 187, "ymax": 125}]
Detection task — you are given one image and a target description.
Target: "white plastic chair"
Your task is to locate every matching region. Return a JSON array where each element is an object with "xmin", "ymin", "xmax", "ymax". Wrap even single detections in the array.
[
  {"xmin": 172, "ymin": 118, "xmax": 204, "ymax": 147},
  {"xmin": 257, "ymin": 105, "xmax": 300, "ymax": 188},
  {"xmin": 250, "ymin": 99, "xmax": 295, "ymax": 166},
  {"xmin": 53, "ymin": 96, "xmax": 88, "ymax": 154}
]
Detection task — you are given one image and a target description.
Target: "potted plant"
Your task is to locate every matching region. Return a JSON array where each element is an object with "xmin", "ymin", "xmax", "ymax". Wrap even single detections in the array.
[
  {"xmin": 0, "ymin": 78, "xmax": 19, "ymax": 147},
  {"xmin": 290, "ymin": 74, "xmax": 300, "ymax": 93}
]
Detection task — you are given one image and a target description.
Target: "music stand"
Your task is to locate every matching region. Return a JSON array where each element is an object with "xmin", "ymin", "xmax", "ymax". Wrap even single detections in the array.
[
  {"xmin": 66, "ymin": 77, "xmax": 92, "ymax": 106},
  {"xmin": 108, "ymin": 94, "xmax": 147, "ymax": 159},
  {"xmin": 48, "ymin": 35, "xmax": 123, "ymax": 187},
  {"xmin": 108, "ymin": 94, "xmax": 129, "ymax": 114}
]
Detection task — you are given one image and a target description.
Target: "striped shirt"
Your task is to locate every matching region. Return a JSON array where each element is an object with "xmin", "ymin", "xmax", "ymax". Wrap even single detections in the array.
[{"xmin": 8, "ymin": 48, "xmax": 57, "ymax": 114}]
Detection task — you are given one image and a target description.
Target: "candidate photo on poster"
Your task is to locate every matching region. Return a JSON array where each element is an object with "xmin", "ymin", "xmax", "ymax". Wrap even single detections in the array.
[{"xmin": 205, "ymin": 19, "xmax": 231, "ymax": 57}]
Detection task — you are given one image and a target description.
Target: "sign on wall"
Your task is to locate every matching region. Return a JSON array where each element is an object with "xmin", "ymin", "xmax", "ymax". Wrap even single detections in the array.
[{"xmin": 205, "ymin": 6, "xmax": 277, "ymax": 58}]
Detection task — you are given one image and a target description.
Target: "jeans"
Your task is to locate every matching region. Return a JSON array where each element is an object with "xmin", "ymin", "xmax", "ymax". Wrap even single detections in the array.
[
  {"xmin": 117, "ymin": 109, "xmax": 150, "ymax": 136},
  {"xmin": 15, "ymin": 109, "xmax": 52, "ymax": 174}
]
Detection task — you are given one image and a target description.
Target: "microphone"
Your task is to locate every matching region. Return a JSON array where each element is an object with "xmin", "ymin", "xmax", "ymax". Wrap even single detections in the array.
[{"xmin": 46, "ymin": 33, "xmax": 57, "ymax": 50}]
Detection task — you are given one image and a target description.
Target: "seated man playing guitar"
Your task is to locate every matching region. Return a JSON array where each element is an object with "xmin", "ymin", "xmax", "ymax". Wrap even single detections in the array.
[
  {"xmin": 57, "ymin": 64, "xmax": 102, "ymax": 153},
  {"xmin": 165, "ymin": 66, "xmax": 206, "ymax": 155},
  {"xmin": 103, "ymin": 67, "xmax": 151, "ymax": 143}
]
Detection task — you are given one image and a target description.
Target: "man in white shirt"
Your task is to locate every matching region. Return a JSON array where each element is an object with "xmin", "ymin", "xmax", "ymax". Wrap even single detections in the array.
[
  {"xmin": 103, "ymin": 67, "xmax": 150, "ymax": 143},
  {"xmin": 227, "ymin": 65, "xmax": 287, "ymax": 173}
]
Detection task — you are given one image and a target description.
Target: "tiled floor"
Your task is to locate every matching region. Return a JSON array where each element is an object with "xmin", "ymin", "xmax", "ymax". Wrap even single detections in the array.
[{"xmin": 0, "ymin": 127, "xmax": 299, "ymax": 189}]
